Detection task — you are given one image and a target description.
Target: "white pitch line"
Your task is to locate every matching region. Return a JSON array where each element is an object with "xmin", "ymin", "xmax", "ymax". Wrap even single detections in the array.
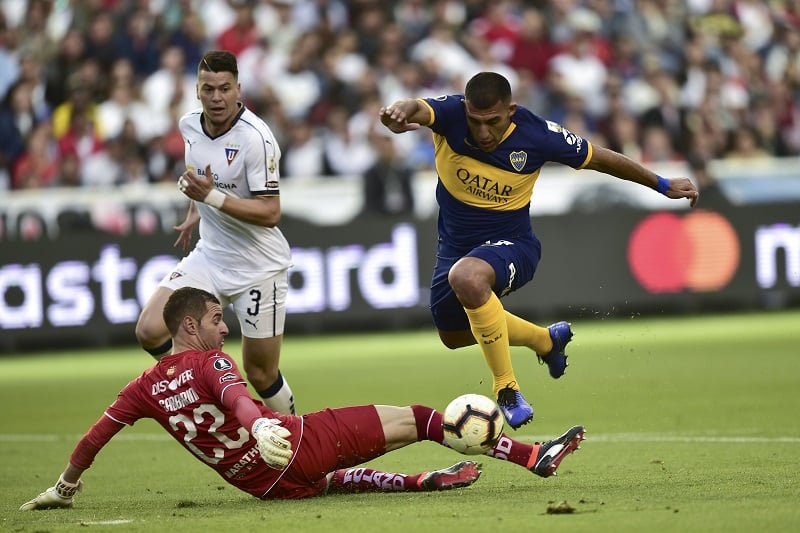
[
  {"xmin": 79, "ymin": 520, "xmax": 133, "ymax": 526},
  {"xmin": 0, "ymin": 434, "xmax": 172, "ymax": 442},
  {"xmin": 1, "ymin": 433, "xmax": 799, "ymax": 443},
  {"xmin": 569, "ymin": 433, "xmax": 800, "ymax": 444}
]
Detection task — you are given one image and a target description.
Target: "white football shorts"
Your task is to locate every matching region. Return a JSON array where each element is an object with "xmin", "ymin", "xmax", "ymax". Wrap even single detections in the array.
[{"xmin": 158, "ymin": 247, "xmax": 288, "ymax": 339}]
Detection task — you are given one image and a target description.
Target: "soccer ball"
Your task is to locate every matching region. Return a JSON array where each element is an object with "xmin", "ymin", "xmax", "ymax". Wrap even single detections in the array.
[{"xmin": 442, "ymin": 393, "xmax": 504, "ymax": 455}]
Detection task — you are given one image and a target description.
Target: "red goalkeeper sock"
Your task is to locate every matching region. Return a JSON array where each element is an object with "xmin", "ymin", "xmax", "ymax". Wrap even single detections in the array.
[
  {"xmin": 410, "ymin": 405, "xmax": 539, "ymax": 470},
  {"xmin": 411, "ymin": 405, "xmax": 445, "ymax": 444},
  {"xmin": 486, "ymin": 434, "xmax": 538, "ymax": 468},
  {"xmin": 328, "ymin": 468, "xmax": 427, "ymax": 493}
]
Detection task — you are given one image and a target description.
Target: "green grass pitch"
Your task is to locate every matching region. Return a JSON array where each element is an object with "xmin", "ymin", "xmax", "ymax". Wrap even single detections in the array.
[{"xmin": 2, "ymin": 310, "xmax": 799, "ymax": 532}]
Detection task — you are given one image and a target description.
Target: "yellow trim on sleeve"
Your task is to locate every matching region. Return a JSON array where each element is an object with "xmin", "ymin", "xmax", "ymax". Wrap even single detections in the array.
[
  {"xmin": 417, "ymin": 98, "xmax": 435, "ymax": 127},
  {"xmin": 576, "ymin": 141, "xmax": 593, "ymax": 170}
]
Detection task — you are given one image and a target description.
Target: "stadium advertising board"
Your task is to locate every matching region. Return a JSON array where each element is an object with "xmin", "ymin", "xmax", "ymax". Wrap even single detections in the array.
[{"xmin": 1, "ymin": 204, "xmax": 799, "ymax": 352}]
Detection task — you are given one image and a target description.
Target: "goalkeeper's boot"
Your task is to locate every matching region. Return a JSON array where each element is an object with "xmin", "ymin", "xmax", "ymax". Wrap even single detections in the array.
[
  {"xmin": 537, "ymin": 321, "xmax": 573, "ymax": 379},
  {"xmin": 529, "ymin": 425, "xmax": 585, "ymax": 478},
  {"xmin": 496, "ymin": 385, "xmax": 533, "ymax": 429},
  {"xmin": 419, "ymin": 461, "xmax": 481, "ymax": 491}
]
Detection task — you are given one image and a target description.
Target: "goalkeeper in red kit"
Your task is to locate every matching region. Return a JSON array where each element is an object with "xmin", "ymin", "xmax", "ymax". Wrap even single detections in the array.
[{"xmin": 21, "ymin": 288, "xmax": 585, "ymax": 508}]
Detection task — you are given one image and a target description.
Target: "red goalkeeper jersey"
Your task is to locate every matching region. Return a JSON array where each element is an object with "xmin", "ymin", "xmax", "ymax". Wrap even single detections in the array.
[
  {"xmin": 70, "ymin": 350, "xmax": 387, "ymax": 499},
  {"xmin": 72, "ymin": 349, "xmax": 299, "ymax": 498}
]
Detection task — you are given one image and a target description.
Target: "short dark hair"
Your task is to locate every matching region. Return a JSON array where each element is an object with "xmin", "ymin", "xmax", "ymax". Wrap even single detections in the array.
[
  {"xmin": 198, "ymin": 50, "xmax": 238, "ymax": 79},
  {"xmin": 163, "ymin": 287, "xmax": 220, "ymax": 336},
  {"xmin": 464, "ymin": 72, "xmax": 511, "ymax": 109}
]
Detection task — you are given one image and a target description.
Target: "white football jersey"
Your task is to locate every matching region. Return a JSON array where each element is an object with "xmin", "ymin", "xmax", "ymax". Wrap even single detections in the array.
[{"xmin": 179, "ymin": 105, "xmax": 292, "ymax": 274}]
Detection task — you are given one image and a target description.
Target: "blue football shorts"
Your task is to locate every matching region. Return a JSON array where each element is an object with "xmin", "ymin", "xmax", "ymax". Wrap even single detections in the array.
[{"xmin": 429, "ymin": 235, "xmax": 542, "ymax": 331}]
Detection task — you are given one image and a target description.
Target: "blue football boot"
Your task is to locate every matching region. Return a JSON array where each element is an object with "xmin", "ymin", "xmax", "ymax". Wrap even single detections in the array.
[
  {"xmin": 496, "ymin": 386, "xmax": 534, "ymax": 429},
  {"xmin": 538, "ymin": 321, "xmax": 573, "ymax": 379}
]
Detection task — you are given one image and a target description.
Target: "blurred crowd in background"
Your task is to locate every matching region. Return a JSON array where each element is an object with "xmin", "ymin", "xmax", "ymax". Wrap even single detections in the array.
[{"xmin": 1, "ymin": 0, "xmax": 800, "ymax": 202}]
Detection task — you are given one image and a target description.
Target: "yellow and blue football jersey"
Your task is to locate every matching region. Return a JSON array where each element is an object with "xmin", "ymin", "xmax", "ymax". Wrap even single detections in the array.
[{"xmin": 420, "ymin": 94, "xmax": 592, "ymax": 250}]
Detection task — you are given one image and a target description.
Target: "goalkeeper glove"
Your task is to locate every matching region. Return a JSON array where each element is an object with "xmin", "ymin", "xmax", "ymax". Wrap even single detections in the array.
[
  {"xmin": 20, "ymin": 474, "xmax": 83, "ymax": 511},
  {"xmin": 251, "ymin": 418, "xmax": 293, "ymax": 470}
]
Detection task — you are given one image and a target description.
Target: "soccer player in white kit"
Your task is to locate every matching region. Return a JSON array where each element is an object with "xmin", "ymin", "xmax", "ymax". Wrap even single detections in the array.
[{"xmin": 135, "ymin": 50, "xmax": 295, "ymax": 414}]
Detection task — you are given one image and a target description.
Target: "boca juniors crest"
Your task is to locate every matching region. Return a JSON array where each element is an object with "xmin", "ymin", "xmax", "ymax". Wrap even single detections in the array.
[{"xmin": 509, "ymin": 151, "xmax": 527, "ymax": 172}]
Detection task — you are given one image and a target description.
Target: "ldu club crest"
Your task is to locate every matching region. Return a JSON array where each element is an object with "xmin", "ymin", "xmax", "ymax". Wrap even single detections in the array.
[{"xmin": 225, "ymin": 147, "xmax": 239, "ymax": 165}]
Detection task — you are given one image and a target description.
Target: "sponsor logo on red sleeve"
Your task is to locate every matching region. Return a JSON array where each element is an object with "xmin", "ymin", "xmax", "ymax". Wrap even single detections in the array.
[{"xmin": 219, "ymin": 372, "xmax": 238, "ymax": 384}]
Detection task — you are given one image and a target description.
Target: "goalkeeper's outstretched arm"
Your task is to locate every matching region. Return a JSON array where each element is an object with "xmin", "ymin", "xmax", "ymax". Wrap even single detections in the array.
[
  {"xmin": 20, "ymin": 415, "xmax": 124, "ymax": 511},
  {"xmin": 19, "ymin": 464, "xmax": 86, "ymax": 511},
  {"xmin": 229, "ymin": 391, "xmax": 294, "ymax": 470}
]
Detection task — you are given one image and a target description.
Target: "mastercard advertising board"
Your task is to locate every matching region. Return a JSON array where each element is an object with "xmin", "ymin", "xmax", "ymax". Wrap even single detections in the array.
[{"xmin": 2, "ymin": 203, "xmax": 799, "ymax": 352}]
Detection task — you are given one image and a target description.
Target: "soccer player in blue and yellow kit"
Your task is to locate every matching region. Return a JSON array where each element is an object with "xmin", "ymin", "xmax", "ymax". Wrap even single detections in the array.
[{"xmin": 379, "ymin": 72, "xmax": 698, "ymax": 429}]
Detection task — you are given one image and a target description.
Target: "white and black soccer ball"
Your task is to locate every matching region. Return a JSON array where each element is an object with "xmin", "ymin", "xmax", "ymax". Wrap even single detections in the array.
[{"xmin": 442, "ymin": 393, "xmax": 504, "ymax": 455}]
